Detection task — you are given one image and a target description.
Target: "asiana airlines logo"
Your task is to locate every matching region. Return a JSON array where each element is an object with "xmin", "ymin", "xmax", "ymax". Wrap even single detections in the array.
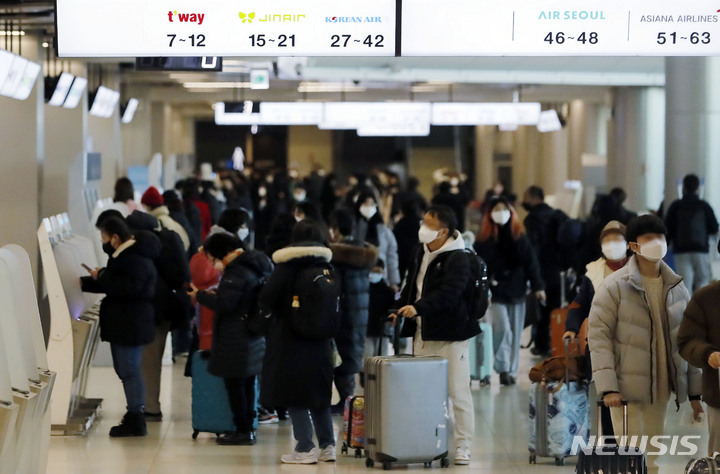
[{"xmin": 239, "ymin": 12, "xmax": 306, "ymax": 23}]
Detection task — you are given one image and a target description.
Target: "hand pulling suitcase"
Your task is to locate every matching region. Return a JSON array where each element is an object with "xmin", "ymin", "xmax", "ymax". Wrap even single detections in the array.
[
  {"xmin": 576, "ymin": 400, "xmax": 647, "ymax": 474},
  {"xmin": 469, "ymin": 321, "xmax": 493, "ymax": 386},
  {"xmin": 365, "ymin": 355, "xmax": 450, "ymax": 470},
  {"xmin": 529, "ymin": 339, "xmax": 589, "ymax": 466},
  {"xmin": 191, "ymin": 350, "xmax": 259, "ymax": 439},
  {"xmin": 341, "ymin": 395, "xmax": 365, "ymax": 458}
]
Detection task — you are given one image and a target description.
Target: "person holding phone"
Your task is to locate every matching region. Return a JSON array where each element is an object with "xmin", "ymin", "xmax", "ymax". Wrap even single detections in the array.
[{"xmin": 81, "ymin": 216, "xmax": 159, "ymax": 437}]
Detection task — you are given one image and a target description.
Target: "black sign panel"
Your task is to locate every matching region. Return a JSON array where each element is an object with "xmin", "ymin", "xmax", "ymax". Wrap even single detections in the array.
[{"xmin": 135, "ymin": 57, "xmax": 222, "ymax": 71}]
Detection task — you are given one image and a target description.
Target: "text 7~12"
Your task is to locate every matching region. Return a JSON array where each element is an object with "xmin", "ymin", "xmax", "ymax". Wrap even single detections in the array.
[{"xmin": 167, "ymin": 34, "xmax": 206, "ymax": 47}]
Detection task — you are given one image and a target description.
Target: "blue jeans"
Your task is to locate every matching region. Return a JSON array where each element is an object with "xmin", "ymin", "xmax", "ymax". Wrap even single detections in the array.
[
  {"xmin": 288, "ymin": 407, "xmax": 335, "ymax": 452},
  {"xmin": 490, "ymin": 301, "xmax": 526, "ymax": 378},
  {"xmin": 675, "ymin": 252, "xmax": 712, "ymax": 293},
  {"xmin": 111, "ymin": 343, "xmax": 145, "ymax": 414}
]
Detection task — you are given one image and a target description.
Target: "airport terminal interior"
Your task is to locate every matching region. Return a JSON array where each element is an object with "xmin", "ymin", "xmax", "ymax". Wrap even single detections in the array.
[{"xmin": 2, "ymin": 0, "xmax": 720, "ymax": 473}]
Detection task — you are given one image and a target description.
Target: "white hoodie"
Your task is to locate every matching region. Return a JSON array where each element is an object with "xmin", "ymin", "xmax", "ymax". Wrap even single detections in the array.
[{"xmin": 415, "ymin": 231, "xmax": 466, "ymax": 300}]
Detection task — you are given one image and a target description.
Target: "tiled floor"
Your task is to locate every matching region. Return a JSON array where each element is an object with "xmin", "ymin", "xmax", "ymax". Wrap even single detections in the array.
[{"xmin": 47, "ymin": 335, "xmax": 708, "ymax": 473}]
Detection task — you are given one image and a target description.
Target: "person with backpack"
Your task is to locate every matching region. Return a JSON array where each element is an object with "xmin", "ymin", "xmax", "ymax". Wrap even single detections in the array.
[
  {"xmin": 474, "ymin": 197, "xmax": 545, "ymax": 386},
  {"xmin": 125, "ymin": 211, "xmax": 192, "ymax": 422},
  {"xmin": 521, "ymin": 185, "xmax": 569, "ymax": 357},
  {"xmin": 81, "ymin": 216, "xmax": 159, "ymax": 437},
  {"xmin": 257, "ymin": 220, "xmax": 338, "ymax": 464},
  {"xmin": 141, "ymin": 186, "xmax": 191, "ymax": 252},
  {"xmin": 186, "ymin": 233, "xmax": 273, "ymax": 446},
  {"xmin": 664, "ymin": 174, "xmax": 719, "ymax": 293},
  {"xmin": 391, "ymin": 205, "xmax": 481, "ymax": 465},
  {"xmin": 327, "ymin": 208, "xmax": 378, "ymax": 414}
]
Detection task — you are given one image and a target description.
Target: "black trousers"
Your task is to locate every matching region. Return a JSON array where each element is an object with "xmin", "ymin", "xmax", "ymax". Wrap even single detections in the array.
[
  {"xmin": 533, "ymin": 285, "xmax": 562, "ymax": 353},
  {"xmin": 223, "ymin": 375, "xmax": 256, "ymax": 433}
]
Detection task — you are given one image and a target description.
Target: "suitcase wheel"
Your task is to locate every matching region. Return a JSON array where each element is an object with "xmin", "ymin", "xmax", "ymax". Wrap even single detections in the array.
[
  {"xmin": 192, "ymin": 430, "xmax": 199, "ymax": 440},
  {"xmin": 355, "ymin": 448, "xmax": 363, "ymax": 458},
  {"xmin": 383, "ymin": 461, "xmax": 392, "ymax": 470},
  {"xmin": 529, "ymin": 455, "xmax": 536, "ymax": 464},
  {"xmin": 341, "ymin": 444, "xmax": 348, "ymax": 455},
  {"xmin": 441, "ymin": 458, "xmax": 450, "ymax": 468},
  {"xmin": 424, "ymin": 462, "xmax": 432, "ymax": 468},
  {"xmin": 555, "ymin": 457, "xmax": 564, "ymax": 466},
  {"xmin": 365, "ymin": 458, "xmax": 375, "ymax": 468}
]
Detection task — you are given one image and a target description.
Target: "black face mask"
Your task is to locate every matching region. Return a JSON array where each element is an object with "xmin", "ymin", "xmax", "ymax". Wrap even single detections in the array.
[
  {"xmin": 102, "ymin": 242, "xmax": 115, "ymax": 256},
  {"xmin": 521, "ymin": 202, "xmax": 532, "ymax": 212}
]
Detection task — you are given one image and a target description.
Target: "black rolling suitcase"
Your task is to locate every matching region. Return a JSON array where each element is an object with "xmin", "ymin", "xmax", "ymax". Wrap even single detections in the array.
[{"xmin": 576, "ymin": 400, "xmax": 647, "ymax": 474}]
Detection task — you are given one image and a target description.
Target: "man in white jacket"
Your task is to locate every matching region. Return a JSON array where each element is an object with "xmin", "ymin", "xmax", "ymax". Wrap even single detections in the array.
[{"xmin": 588, "ymin": 214, "xmax": 703, "ymax": 474}]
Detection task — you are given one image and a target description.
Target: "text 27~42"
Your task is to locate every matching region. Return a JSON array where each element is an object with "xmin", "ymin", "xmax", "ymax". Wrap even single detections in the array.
[
  {"xmin": 331, "ymin": 35, "xmax": 385, "ymax": 48},
  {"xmin": 167, "ymin": 34, "xmax": 206, "ymax": 47}
]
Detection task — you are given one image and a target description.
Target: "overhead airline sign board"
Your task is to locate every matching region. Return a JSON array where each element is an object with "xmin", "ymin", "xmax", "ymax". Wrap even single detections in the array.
[
  {"xmin": 55, "ymin": 0, "xmax": 397, "ymax": 57},
  {"xmin": 56, "ymin": 0, "xmax": 720, "ymax": 57}
]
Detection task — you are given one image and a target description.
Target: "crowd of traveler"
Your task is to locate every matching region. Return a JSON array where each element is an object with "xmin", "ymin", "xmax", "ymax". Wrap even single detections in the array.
[{"xmin": 81, "ymin": 167, "xmax": 720, "ymax": 466}]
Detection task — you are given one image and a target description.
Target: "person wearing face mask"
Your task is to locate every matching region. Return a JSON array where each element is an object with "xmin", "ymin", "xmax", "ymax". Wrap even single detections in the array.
[
  {"xmin": 187, "ymin": 233, "xmax": 273, "ymax": 446},
  {"xmin": 392, "ymin": 205, "xmax": 481, "ymax": 465},
  {"xmin": 81, "ymin": 216, "xmax": 159, "ymax": 437},
  {"xmin": 521, "ymin": 185, "xmax": 571, "ymax": 358},
  {"xmin": 353, "ymin": 192, "xmax": 401, "ymax": 292},
  {"xmin": 292, "ymin": 183, "xmax": 308, "ymax": 204},
  {"xmin": 141, "ymin": 186, "xmax": 191, "ymax": 253},
  {"xmin": 589, "ymin": 215, "xmax": 703, "ymax": 474},
  {"xmin": 474, "ymin": 198, "xmax": 545, "ymax": 387},
  {"xmin": 366, "ymin": 259, "xmax": 397, "ymax": 361},
  {"xmin": 327, "ymin": 209, "xmax": 379, "ymax": 414},
  {"xmin": 562, "ymin": 221, "xmax": 629, "ymax": 440},
  {"xmin": 292, "ymin": 201, "xmax": 321, "ymax": 224}
]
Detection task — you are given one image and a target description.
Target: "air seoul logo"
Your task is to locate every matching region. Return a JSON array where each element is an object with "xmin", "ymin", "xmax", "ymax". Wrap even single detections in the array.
[
  {"xmin": 325, "ymin": 16, "xmax": 383, "ymax": 23},
  {"xmin": 167, "ymin": 10, "xmax": 205, "ymax": 25}
]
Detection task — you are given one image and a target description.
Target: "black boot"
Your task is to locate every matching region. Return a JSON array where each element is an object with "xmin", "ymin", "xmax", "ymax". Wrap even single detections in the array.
[
  {"xmin": 109, "ymin": 412, "xmax": 147, "ymax": 437},
  {"xmin": 499, "ymin": 372, "xmax": 511, "ymax": 386},
  {"xmin": 216, "ymin": 431, "xmax": 256, "ymax": 446}
]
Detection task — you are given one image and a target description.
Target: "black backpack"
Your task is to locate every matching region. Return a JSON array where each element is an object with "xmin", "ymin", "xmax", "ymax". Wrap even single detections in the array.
[
  {"xmin": 463, "ymin": 248, "xmax": 490, "ymax": 320},
  {"xmin": 290, "ymin": 263, "xmax": 341, "ymax": 339},
  {"xmin": 676, "ymin": 204, "xmax": 708, "ymax": 250}
]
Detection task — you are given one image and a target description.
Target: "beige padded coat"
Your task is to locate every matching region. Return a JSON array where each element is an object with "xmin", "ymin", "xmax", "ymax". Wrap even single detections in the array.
[{"xmin": 588, "ymin": 256, "xmax": 702, "ymax": 408}]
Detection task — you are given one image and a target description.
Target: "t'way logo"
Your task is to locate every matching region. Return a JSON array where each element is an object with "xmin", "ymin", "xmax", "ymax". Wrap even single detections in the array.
[{"xmin": 167, "ymin": 10, "xmax": 205, "ymax": 25}]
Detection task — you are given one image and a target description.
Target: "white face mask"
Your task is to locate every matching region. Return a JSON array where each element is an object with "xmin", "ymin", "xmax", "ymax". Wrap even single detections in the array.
[
  {"xmin": 258, "ymin": 187, "xmax": 267, "ymax": 198},
  {"xmin": 360, "ymin": 204, "xmax": 377, "ymax": 220},
  {"xmin": 602, "ymin": 240, "xmax": 627, "ymax": 261},
  {"xmin": 294, "ymin": 192, "xmax": 306, "ymax": 202},
  {"xmin": 491, "ymin": 210, "xmax": 511, "ymax": 226},
  {"xmin": 369, "ymin": 272, "xmax": 384, "ymax": 284},
  {"xmin": 638, "ymin": 238, "xmax": 668, "ymax": 262},
  {"xmin": 418, "ymin": 224, "xmax": 440, "ymax": 244},
  {"xmin": 213, "ymin": 261, "xmax": 224, "ymax": 272},
  {"xmin": 294, "ymin": 214, "xmax": 304, "ymax": 223},
  {"xmin": 237, "ymin": 227, "xmax": 250, "ymax": 240}
]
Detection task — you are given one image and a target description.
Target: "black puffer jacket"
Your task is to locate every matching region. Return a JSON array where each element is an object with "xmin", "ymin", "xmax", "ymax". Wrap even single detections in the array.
[
  {"xmin": 196, "ymin": 250, "xmax": 273, "ymax": 379},
  {"xmin": 330, "ymin": 237, "xmax": 378, "ymax": 375},
  {"xmin": 665, "ymin": 193, "xmax": 719, "ymax": 254},
  {"xmin": 81, "ymin": 234, "xmax": 159, "ymax": 346},
  {"xmin": 474, "ymin": 227, "xmax": 544, "ymax": 304},
  {"xmin": 400, "ymin": 234, "xmax": 481, "ymax": 341},
  {"xmin": 258, "ymin": 243, "xmax": 335, "ymax": 408},
  {"xmin": 524, "ymin": 203, "xmax": 569, "ymax": 286}
]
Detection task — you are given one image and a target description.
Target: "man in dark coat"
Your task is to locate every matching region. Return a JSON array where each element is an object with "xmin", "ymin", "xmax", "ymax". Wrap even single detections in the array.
[
  {"xmin": 431, "ymin": 181, "xmax": 466, "ymax": 232},
  {"xmin": 521, "ymin": 185, "xmax": 570, "ymax": 356},
  {"xmin": 190, "ymin": 233, "xmax": 273, "ymax": 446},
  {"xmin": 81, "ymin": 216, "xmax": 159, "ymax": 438},
  {"xmin": 393, "ymin": 199, "xmax": 421, "ymax": 279},
  {"xmin": 393, "ymin": 206, "xmax": 480, "ymax": 465},
  {"xmin": 126, "ymin": 211, "xmax": 191, "ymax": 421},
  {"xmin": 258, "ymin": 220, "xmax": 337, "ymax": 464},
  {"xmin": 328, "ymin": 208, "xmax": 378, "ymax": 414}
]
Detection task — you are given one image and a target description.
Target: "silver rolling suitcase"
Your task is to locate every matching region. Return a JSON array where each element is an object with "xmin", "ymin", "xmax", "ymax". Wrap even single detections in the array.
[{"xmin": 364, "ymin": 355, "xmax": 450, "ymax": 470}]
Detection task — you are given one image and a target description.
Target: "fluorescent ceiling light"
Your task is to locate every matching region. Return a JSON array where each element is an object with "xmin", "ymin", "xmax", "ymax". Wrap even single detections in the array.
[
  {"xmin": 537, "ymin": 110, "xmax": 563, "ymax": 133},
  {"xmin": 260, "ymin": 102, "xmax": 323, "ymax": 125},
  {"xmin": 121, "ymin": 98, "xmax": 139, "ymax": 124},
  {"xmin": 0, "ymin": 31, "xmax": 25, "ymax": 36},
  {"xmin": 63, "ymin": 76, "xmax": 87, "ymax": 108},
  {"xmin": 183, "ymin": 82, "xmax": 250, "ymax": 89},
  {"xmin": 298, "ymin": 82, "xmax": 366, "ymax": 93}
]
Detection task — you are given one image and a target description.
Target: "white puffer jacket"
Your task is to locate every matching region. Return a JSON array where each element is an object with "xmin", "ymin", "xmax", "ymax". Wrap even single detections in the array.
[{"xmin": 588, "ymin": 256, "xmax": 702, "ymax": 408}]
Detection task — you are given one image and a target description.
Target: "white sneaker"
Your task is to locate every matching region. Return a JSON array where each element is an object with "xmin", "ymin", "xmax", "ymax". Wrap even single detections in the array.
[
  {"xmin": 455, "ymin": 446, "xmax": 471, "ymax": 465},
  {"xmin": 281, "ymin": 449, "xmax": 319, "ymax": 464},
  {"xmin": 318, "ymin": 445, "xmax": 336, "ymax": 462}
]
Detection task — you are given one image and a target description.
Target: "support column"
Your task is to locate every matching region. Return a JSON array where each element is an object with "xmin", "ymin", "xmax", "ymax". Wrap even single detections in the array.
[
  {"xmin": 474, "ymin": 126, "xmax": 495, "ymax": 200},
  {"xmin": 665, "ymin": 57, "xmax": 720, "ymax": 214}
]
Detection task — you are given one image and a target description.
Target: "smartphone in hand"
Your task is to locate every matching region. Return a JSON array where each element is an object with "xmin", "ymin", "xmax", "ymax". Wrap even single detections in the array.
[{"xmin": 81, "ymin": 263, "xmax": 93, "ymax": 273}]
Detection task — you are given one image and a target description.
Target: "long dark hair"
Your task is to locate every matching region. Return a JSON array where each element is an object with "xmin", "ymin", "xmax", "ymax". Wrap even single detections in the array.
[
  {"xmin": 114, "ymin": 177, "xmax": 134, "ymax": 203},
  {"xmin": 291, "ymin": 219, "xmax": 328, "ymax": 246},
  {"xmin": 354, "ymin": 191, "xmax": 383, "ymax": 246}
]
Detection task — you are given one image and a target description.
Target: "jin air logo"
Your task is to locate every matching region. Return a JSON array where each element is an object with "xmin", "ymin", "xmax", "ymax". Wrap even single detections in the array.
[{"xmin": 239, "ymin": 12, "xmax": 256, "ymax": 23}]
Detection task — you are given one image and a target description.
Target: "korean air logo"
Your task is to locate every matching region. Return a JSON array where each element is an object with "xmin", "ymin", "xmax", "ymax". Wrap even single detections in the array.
[
  {"xmin": 325, "ymin": 16, "xmax": 383, "ymax": 23},
  {"xmin": 239, "ymin": 12, "xmax": 255, "ymax": 23}
]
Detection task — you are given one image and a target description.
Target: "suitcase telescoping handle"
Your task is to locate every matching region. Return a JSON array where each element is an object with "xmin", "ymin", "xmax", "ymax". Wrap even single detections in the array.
[
  {"xmin": 595, "ymin": 400, "xmax": 628, "ymax": 443},
  {"xmin": 562, "ymin": 336, "xmax": 572, "ymax": 383}
]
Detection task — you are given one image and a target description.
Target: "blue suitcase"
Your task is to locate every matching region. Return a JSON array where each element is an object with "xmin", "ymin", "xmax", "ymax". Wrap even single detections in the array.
[
  {"xmin": 469, "ymin": 321, "xmax": 493, "ymax": 386},
  {"xmin": 191, "ymin": 350, "xmax": 258, "ymax": 439}
]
